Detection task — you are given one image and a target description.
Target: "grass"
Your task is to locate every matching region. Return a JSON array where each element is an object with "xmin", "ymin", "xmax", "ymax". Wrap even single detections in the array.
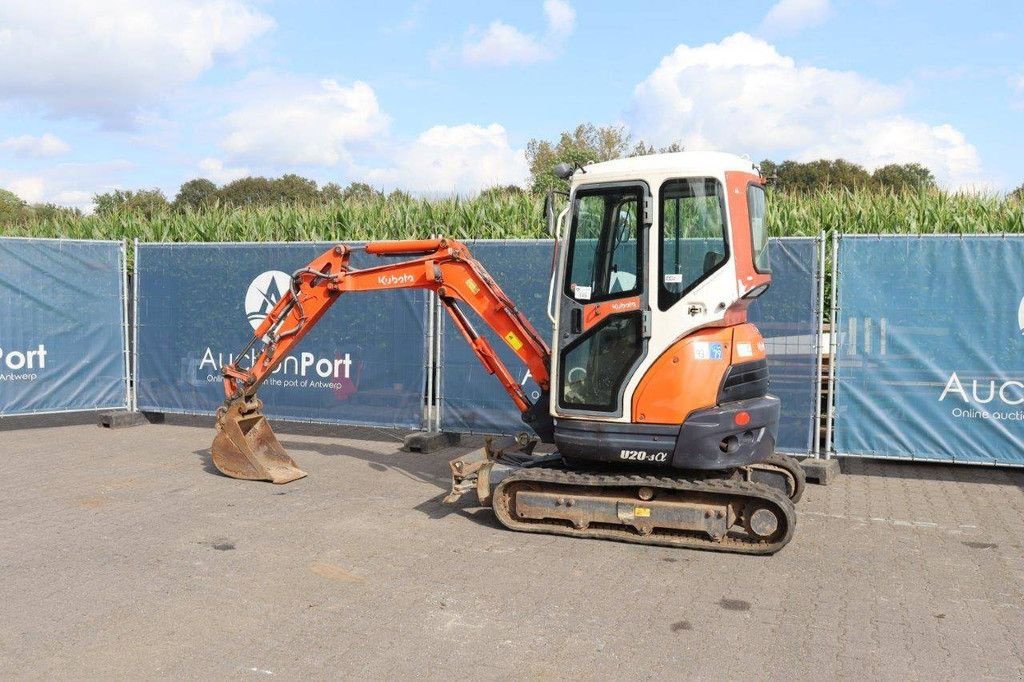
[{"xmin": 2, "ymin": 188, "xmax": 1021, "ymax": 243}]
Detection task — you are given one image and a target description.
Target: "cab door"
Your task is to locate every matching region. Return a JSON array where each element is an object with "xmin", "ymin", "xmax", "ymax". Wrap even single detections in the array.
[{"xmin": 555, "ymin": 183, "xmax": 650, "ymax": 418}]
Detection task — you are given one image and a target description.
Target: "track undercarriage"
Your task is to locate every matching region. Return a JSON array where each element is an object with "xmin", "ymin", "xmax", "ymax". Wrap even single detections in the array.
[{"xmin": 447, "ymin": 437, "xmax": 804, "ymax": 555}]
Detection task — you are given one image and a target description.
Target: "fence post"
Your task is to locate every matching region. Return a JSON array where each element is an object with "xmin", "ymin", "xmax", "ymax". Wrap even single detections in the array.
[
  {"xmin": 120, "ymin": 240, "xmax": 132, "ymax": 412},
  {"xmin": 812, "ymin": 231, "xmax": 826, "ymax": 458},
  {"xmin": 824, "ymin": 232, "xmax": 841, "ymax": 459},
  {"xmin": 424, "ymin": 285, "xmax": 435, "ymax": 431}
]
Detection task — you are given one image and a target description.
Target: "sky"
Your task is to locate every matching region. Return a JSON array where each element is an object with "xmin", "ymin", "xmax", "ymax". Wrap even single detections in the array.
[{"xmin": 0, "ymin": 0, "xmax": 1022, "ymax": 210}]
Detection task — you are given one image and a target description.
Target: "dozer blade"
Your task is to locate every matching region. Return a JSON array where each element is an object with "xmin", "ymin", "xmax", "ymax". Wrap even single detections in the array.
[{"xmin": 211, "ymin": 401, "xmax": 307, "ymax": 484}]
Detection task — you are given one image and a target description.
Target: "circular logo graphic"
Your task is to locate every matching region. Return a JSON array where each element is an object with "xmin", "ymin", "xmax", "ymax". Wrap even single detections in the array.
[{"xmin": 245, "ymin": 270, "xmax": 291, "ymax": 331}]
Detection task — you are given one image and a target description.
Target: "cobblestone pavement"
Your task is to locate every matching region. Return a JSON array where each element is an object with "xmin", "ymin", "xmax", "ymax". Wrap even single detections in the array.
[{"xmin": 0, "ymin": 418, "xmax": 1021, "ymax": 679}]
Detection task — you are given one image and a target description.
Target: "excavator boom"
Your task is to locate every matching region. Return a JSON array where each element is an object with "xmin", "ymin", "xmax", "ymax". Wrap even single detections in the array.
[{"xmin": 212, "ymin": 238, "xmax": 553, "ymax": 483}]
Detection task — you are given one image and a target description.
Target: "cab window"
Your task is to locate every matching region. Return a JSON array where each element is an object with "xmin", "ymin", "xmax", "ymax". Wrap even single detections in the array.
[
  {"xmin": 564, "ymin": 186, "xmax": 643, "ymax": 302},
  {"xmin": 748, "ymin": 184, "xmax": 770, "ymax": 273},
  {"xmin": 658, "ymin": 178, "xmax": 728, "ymax": 311}
]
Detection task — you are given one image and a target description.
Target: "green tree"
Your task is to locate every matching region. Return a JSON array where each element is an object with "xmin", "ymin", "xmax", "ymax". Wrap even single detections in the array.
[
  {"xmin": 0, "ymin": 188, "xmax": 30, "ymax": 225},
  {"xmin": 628, "ymin": 140, "xmax": 683, "ymax": 157},
  {"xmin": 217, "ymin": 177, "xmax": 275, "ymax": 207},
  {"xmin": 526, "ymin": 123, "xmax": 683, "ymax": 193},
  {"xmin": 478, "ymin": 184, "xmax": 526, "ymax": 201},
  {"xmin": 526, "ymin": 124, "xmax": 631, "ymax": 193},
  {"xmin": 758, "ymin": 159, "xmax": 779, "ymax": 183},
  {"xmin": 872, "ymin": 163, "xmax": 936, "ymax": 191},
  {"xmin": 319, "ymin": 182, "xmax": 343, "ymax": 203},
  {"xmin": 272, "ymin": 173, "xmax": 319, "ymax": 203},
  {"xmin": 29, "ymin": 203, "xmax": 82, "ymax": 222},
  {"xmin": 216, "ymin": 174, "xmax": 322, "ymax": 207},
  {"xmin": 93, "ymin": 188, "xmax": 169, "ymax": 218},
  {"xmin": 340, "ymin": 182, "xmax": 383, "ymax": 201},
  {"xmin": 173, "ymin": 178, "xmax": 218, "ymax": 211},
  {"xmin": 775, "ymin": 159, "xmax": 872, "ymax": 193}
]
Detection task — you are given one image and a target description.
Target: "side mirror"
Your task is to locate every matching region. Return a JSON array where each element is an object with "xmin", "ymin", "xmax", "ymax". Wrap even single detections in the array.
[
  {"xmin": 544, "ymin": 191, "xmax": 556, "ymax": 236},
  {"xmin": 552, "ymin": 162, "xmax": 574, "ymax": 180}
]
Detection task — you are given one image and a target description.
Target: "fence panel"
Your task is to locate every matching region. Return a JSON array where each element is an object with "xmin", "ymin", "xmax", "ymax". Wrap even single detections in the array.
[
  {"xmin": 438, "ymin": 240, "xmax": 553, "ymax": 435},
  {"xmin": 0, "ymin": 238, "xmax": 128, "ymax": 415},
  {"xmin": 748, "ymin": 238, "xmax": 821, "ymax": 454},
  {"xmin": 833, "ymin": 235, "xmax": 1024, "ymax": 465},
  {"xmin": 439, "ymin": 238, "xmax": 821, "ymax": 454},
  {"xmin": 135, "ymin": 243, "xmax": 426, "ymax": 428}
]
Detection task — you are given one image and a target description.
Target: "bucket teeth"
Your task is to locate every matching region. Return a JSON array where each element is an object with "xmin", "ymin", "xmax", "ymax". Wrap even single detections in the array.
[{"xmin": 211, "ymin": 400, "xmax": 307, "ymax": 484}]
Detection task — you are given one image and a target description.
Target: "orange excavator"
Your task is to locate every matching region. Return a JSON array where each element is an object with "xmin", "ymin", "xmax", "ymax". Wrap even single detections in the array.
[{"xmin": 211, "ymin": 152, "xmax": 805, "ymax": 554}]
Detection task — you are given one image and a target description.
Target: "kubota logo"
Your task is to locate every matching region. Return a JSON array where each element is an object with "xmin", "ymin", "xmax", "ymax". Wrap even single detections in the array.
[
  {"xmin": 378, "ymin": 273, "xmax": 414, "ymax": 286},
  {"xmin": 245, "ymin": 270, "xmax": 291, "ymax": 331}
]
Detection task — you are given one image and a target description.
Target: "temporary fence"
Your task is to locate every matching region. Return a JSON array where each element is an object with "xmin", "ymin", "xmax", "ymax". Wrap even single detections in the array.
[
  {"xmin": 9, "ymin": 233, "xmax": 1021, "ymax": 468},
  {"xmin": 747, "ymin": 237, "xmax": 823, "ymax": 454},
  {"xmin": 133, "ymin": 242, "xmax": 428, "ymax": 429},
  {"xmin": 0, "ymin": 237, "xmax": 129, "ymax": 416},
  {"xmin": 830, "ymin": 234, "xmax": 1024, "ymax": 466},
  {"xmin": 436, "ymin": 237, "xmax": 824, "ymax": 456}
]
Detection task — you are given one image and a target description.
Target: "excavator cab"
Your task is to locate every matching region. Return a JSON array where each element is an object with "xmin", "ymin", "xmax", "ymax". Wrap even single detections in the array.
[
  {"xmin": 546, "ymin": 153, "xmax": 779, "ymax": 473},
  {"xmin": 210, "ymin": 152, "xmax": 805, "ymax": 554}
]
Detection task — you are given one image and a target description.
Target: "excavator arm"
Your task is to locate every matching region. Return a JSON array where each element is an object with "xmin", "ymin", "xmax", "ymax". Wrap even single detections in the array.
[{"xmin": 212, "ymin": 238, "xmax": 554, "ymax": 483}]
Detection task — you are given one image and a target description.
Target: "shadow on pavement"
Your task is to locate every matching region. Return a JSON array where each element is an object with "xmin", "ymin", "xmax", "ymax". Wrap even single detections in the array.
[
  {"xmin": 0, "ymin": 411, "xmax": 105, "ymax": 431},
  {"xmin": 191, "ymin": 436, "xmax": 497, "ymax": 525},
  {"xmin": 841, "ymin": 456, "xmax": 1024, "ymax": 489}
]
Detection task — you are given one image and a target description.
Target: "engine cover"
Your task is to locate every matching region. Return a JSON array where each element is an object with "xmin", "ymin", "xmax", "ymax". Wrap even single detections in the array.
[{"xmin": 554, "ymin": 395, "xmax": 780, "ymax": 471}]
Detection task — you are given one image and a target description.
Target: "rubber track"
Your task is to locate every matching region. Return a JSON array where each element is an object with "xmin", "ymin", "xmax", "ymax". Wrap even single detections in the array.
[
  {"xmin": 757, "ymin": 453, "xmax": 807, "ymax": 503},
  {"xmin": 492, "ymin": 467, "xmax": 796, "ymax": 555}
]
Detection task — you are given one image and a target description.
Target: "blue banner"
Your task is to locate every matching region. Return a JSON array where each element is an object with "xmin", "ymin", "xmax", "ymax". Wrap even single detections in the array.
[
  {"xmin": 439, "ymin": 238, "xmax": 821, "ymax": 454},
  {"xmin": 439, "ymin": 240, "xmax": 553, "ymax": 435},
  {"xmin": 0, "ymin": 238, "xmax": 127, "ymax": 415},
  {"xmin": 834, "ymin": 236, "xmax": 1024, "ymax": 465},
  {"xmin": 748, "ymin": 238, "xmax": 821, "ymax": 453},
  {"xmin": 135, "ymin": 243, "xmax": 426, "ymax": 428}
]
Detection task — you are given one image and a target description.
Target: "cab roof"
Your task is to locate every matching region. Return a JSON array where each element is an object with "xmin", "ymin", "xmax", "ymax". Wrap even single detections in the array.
[{"xmin": 571, "ymin": 151, "xmax": 759, "ymax": 187}]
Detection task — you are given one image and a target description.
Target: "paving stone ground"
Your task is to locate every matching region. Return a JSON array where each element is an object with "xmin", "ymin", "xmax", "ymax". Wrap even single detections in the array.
[{"xmin": 0, "ymin": 415, "xmax": 1021, "ymax": 680}]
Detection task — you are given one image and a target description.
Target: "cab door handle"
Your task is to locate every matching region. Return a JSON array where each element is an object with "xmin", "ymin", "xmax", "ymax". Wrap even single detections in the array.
[{"xmin": 571, "ymin": 308, "xmax": 582, "ymax": 334}]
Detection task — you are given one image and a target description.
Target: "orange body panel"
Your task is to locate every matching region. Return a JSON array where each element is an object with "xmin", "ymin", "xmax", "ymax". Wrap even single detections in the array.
[
  {"xmin": 582, "ymin": 296, "xmax": 641, "ymax": 332},
  {"xmin": 631, "ymin": 324, "xmax": 767, "ymax": 425}
]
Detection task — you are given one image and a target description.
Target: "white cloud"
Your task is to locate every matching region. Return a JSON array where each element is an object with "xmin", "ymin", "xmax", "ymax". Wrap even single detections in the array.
[
  {"xmin": 1, "ymin": 133, "xmax": 71, "ymax": 158},
  {"xmin": 0, "ymin": 1, "xmax": 273, "ymax": 123},
  {"xmin": 2, "ymin": 177, "xmax": 46, "ymax": 204},
  {"xmin": 383, "ymin": 0, "xmax": 428, "ymax": 34},
  {"xmin": 198, "ymin": 157, "xmax": 250, "ymax": 184},
  {"xmin": 759, "ymin": 0, "xmax": 831, "ymax": 36},
  {"xmin": 462, "ymin": 0, "xmax": 575, "ymax": 66},
  {"xmin": 367, "ymin": 124, "xmax": 529, "ymax": 194},
  {"xmin": 0, "ymin": 161, "xmax": 134, "ymax": 210},
  {"xmin": 220, "ymin": 77, "xmax": 388, "ymax": 167},
  {"xmin": 544, "ymin": 0, "xmax": 576, "ymax": 37},
  {"xmin": 630, "ymin": 33, "xmax": 983, "ymax": 187}
]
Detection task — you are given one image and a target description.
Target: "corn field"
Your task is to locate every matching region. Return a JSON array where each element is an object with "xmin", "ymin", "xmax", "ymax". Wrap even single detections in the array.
[{"xmin": 2, "ymin": 188, "xmax": 1021, "ymax": 243}]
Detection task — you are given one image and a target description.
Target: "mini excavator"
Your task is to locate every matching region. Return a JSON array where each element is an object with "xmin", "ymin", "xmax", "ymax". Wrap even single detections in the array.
[{"xmin": 211, "ymin": 152, "xmax": 805, "ymax": 554}]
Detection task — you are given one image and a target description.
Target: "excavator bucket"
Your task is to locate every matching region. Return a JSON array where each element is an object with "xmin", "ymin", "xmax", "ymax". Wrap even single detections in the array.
[{"xmin": 211, "ymin": 401, "xmax": 307, "ymax": 484}]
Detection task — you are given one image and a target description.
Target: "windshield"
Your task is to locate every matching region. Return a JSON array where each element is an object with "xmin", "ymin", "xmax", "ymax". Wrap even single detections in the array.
[
  {"xmin": 564, "ymin": 186, "xmax": 643, "ymax": 302},
  {"xmin": 658, "ymin": 178, "xmax": 728, "ymax": 311}
]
